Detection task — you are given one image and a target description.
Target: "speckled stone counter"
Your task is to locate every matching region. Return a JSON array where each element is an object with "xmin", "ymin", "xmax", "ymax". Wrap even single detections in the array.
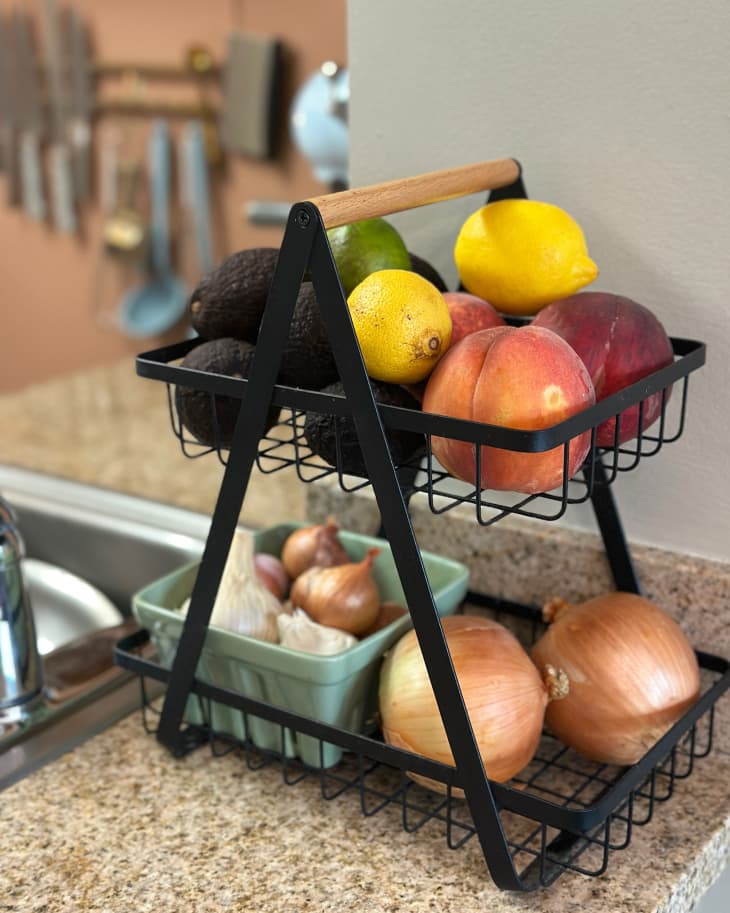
[
  {"xmin": 0, "ymin": 360, "xmax": 728, "ymax": 912},
  {"xmin": 0, "ymin": 358, "xmax": 307, "ymax": 527},
  {"xmin": 0, "ymin": 711, "xmax": 728, "ymax": 913}
]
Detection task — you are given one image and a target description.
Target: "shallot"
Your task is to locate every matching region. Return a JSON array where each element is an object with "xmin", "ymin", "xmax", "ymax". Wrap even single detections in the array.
[
  {"xmin": 290, "ymin": 548, "xmax": 381, "ymax": 636},
  {"xmin": 280, "ymin": 517, "xmax": 349, "ymax": 579}
]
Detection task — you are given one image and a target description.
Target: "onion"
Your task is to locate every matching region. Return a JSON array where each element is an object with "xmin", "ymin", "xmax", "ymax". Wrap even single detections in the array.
[
  {"xmin": 379, "ymin": 615, "xmax": 569, "ymax": 791},
  {"xmin": 280, "ymin": 517, "xmax": 349, "ymax": 579},
  {"xmin": 530, "ymin": 593, "xmax": 701, "ymax": 766},
  {"xmin": 290, "ymin": 548, "xmax": 381, "ymax": 636},
  {"xmin": 361, "ymin": 601, "xmax": 408, "ymax": 637}
]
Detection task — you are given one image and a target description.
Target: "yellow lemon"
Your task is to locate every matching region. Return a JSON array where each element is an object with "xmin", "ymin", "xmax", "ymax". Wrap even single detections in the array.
[
  {"xmin": 347, "ymin": 269, "xmax": 452, "ymax": 384},
  {"xmin": 454, "ymin": 199, "xmax": 598, "ymax": 315}
]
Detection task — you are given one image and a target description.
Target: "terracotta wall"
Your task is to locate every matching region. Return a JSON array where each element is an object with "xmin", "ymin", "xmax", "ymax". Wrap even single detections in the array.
[{"xmin": 0, "ymin": 0, "xmax": 346, "ymax": 391}]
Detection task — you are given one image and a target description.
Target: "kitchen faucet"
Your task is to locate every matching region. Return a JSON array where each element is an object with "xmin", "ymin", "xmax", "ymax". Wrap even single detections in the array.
[{"xmin": 0, "ymin": 494, "xmax": 43, "ymax": 723}]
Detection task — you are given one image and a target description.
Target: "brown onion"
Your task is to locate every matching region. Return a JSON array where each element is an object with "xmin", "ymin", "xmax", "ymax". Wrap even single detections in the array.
[
  {"xmin": 290, "ymin": 548, "xmax": 381, "ymax": 636},
  {"xmin": 361, "ymin": 601, "xmax": 409, "ymax": 637},
  {"xmin": 530, "ymin": 592, "xmax": 701, "ymax": 766},
  {"xmin": 280, "ymin": 517, "xmax": 349, "ymax": 579},
  {"xmin": 379, "ymin": 615, "xmax": 569, "ymax": 792}
]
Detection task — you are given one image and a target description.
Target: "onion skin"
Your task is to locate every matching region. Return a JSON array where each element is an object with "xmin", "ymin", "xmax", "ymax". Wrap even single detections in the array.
[
  {"xmin": 379, "ymin": 615, "xmax": 568, "ymax": 791},
  {"xmin": 253, "ymin": 553, "xmax": 289, "ymax": 600},
  {"xmin": 530, "ymin": 593, "xmax": 701, "ymax": 766},
  {"xmin": 290, "ymin": 548, "xmax": 381, "ymax": 636},
  {"xmin": 360, "ymin": 601, "xmax": 408, "ymax": 637},
  {"xmin": 280, "ymin": 517, "xmax": 349, "ymax": 579}
]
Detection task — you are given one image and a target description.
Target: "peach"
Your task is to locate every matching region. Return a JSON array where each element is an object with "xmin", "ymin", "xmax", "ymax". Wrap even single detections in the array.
[
  {"xmin": 442, "ymin": 291, "xmax": 506, "ymax": 347},
  {"xmin": 422, "ymin": 325, "xmax": 596, "ymax": 494}
]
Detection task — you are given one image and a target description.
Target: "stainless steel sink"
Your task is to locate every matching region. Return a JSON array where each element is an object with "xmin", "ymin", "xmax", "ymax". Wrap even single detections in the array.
[{"xmin": 0, "ymin": 465, "xmax": 209, "ymax": 789}]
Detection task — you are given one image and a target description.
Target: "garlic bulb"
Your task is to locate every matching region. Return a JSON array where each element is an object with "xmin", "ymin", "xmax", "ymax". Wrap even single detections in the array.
[
  {"xmin": 209, "ymin": 528, "xmax": 283, "ymax": 642},
  {"xmin": 277, "ymin": 608, "xmax": 357, "ymax": 655}
]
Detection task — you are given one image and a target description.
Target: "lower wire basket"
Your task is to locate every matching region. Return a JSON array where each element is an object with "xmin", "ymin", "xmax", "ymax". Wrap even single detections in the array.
[{"xmin": 114, "ymin": 598, "xmax": 729, "ymax": 891}]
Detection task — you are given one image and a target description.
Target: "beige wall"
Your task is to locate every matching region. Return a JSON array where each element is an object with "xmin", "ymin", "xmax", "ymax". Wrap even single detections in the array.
[
  {"xmin": 0, "ymin": 0, "xmax": 345, "ymax": 390},
  {"xmin": 347, "ymin": 0, "xmax": 730, "ymax": 563}
]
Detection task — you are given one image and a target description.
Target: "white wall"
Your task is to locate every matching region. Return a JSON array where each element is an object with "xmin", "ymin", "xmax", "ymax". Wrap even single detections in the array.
[{"xmin": 347, "ymin": 0, "xmax": 730, "ymax": 563}]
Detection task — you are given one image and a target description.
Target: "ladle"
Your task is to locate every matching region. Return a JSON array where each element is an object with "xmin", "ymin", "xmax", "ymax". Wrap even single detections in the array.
[{"xmin": 119, "ymin": 120, "xmax": 187, "ymax": 337}]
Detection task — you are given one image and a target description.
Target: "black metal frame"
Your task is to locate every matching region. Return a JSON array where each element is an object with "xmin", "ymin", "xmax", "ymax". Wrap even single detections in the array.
[{"xmin": 118, "ymin": 169, "xmax": 726, "ymax": 892}]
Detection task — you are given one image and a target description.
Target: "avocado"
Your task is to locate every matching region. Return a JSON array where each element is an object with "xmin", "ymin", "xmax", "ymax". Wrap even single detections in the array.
[
  {"xmin": 408, "ymin": 252, "xmax": 448, "ymax": 292},
  {"xmin": 189, "ymin": 247, "xmax": 280, "ymax": 342},
  {"xmin": 303, "ymin": 380, "xmax": 426, "ymax": 478},
  {"xmin": 176, "ymin": 338, "xmax": 281, "ymax": 448},
  {"xmin": 278, "ymin": 281, "xmax": 340, "ymax": 389}
]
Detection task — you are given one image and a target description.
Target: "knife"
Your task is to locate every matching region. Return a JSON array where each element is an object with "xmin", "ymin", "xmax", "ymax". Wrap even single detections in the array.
[
  {"xmin": 43, "ymin": 0, "xmax": 77, "ymax": 233},
  {"xmin": 15, "ymin": 11, "xmax": 47, "ymax": 221},
  {"xmin": 0, "ymin": 13, "xmax": 22, "ymax": 206},
  {"xmin": 68, "ymin": 9, "xmax": 93, "ymax": 205}
]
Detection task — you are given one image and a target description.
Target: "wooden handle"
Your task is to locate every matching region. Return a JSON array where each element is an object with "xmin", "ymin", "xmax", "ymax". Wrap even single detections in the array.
[{"xmin": 308, "ymin": 158, "xmax": 520, "ymax": 229}]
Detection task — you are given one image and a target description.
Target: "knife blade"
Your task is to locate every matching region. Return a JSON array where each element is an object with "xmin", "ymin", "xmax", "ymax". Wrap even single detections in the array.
[
  {"xmin": 15, "ymin": 11, "xmax": 47, "ymax": 221},
  {"xmin": 0, "ymin": 13, "xmax": 22, "ymax": 206},
  {"xmin": 68, "ymin": 9, "xmax": 93, "ymax": 204},
  {"xmin": 43, "ymin": 0, "xmax": 77, "ymax": 233}
]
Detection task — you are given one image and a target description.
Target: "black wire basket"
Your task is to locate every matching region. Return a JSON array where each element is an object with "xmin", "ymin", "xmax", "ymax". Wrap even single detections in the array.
[{"xmin": 118, "ymin": 158, "xmax": 727, "ymax": 892}]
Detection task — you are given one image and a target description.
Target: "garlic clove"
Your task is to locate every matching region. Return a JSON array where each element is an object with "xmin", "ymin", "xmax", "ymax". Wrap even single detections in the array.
[{"xmin": 277, "ymin": 608, "xmax": 358, "ymax": 655}]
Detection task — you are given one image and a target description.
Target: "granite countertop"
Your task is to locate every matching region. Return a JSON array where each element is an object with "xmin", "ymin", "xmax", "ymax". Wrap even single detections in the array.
[{"xmin": 0, "ymin": 359, "xmax": 728, "ymax": 912}]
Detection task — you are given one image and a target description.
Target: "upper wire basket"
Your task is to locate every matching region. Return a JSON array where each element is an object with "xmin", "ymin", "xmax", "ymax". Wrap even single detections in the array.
[{"xmin": 138, "ymin": 331, "xmax": 704, "ymax": 526}]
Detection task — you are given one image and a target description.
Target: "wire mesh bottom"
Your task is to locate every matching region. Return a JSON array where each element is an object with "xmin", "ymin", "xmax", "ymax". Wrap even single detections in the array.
[{"xmin": 117, "ymin": 623, "xmax": 725, "ymax": 893}]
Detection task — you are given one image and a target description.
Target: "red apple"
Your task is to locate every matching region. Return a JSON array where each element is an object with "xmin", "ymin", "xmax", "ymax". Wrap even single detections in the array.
[
  {"xmin": 422, "ymin": 326, "xmax": 595, "ymax": 494},
  {"xmin": 443, "ymin": 291, "xmax": 506, "ymax": 346},
  {"xmin": 532, "ymin": 292, "xmax": 674, "ymax": 446}
]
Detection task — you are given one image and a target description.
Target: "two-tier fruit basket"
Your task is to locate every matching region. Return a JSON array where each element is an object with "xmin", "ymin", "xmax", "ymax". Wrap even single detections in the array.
[{"xmin": 115, "ymin": 158, "xmax": 728, "ymax": 892}]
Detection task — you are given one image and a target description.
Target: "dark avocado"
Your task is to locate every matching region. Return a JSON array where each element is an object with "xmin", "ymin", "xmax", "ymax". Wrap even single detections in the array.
[
  {"xmin": 277, "ymin": 281, "xmax": 340, "ymax": 389},
  {"xmin": 303, "ymin": 380, "xmax": 426, "ymax": 478},
  {"xmin": 189, "ymin": 247, "xmax": 280, "ymax": 342},
  {"xmin": 408, "ymin": 252, "xmax": 448, "ymax": 292},
  {"xmin": 176, "ymin": 338, "xmax": 281, "ymax": 448}
]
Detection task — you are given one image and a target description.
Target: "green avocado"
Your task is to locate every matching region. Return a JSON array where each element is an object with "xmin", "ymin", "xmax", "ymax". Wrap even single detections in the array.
[
  {"xmin": 408, "ymin": 252, "xmax": 448, "ymax": 292},
  {"xmin": 176, "ymin": 338, "xmax": 281, "ymax": 448},
  {"xmin": 303, "ymin": 380, "xmax": 426, "ymax": 478},
  {"xmin": 189, "ymin": 247, "xmax": 280, "ymax": 342}
]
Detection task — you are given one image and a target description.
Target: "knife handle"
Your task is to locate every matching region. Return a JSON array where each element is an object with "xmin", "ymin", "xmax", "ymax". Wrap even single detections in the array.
[
  {"xmin": 2, "ymin": 126, "xmax": 22, "ymax": 207},
  {"xmin": 20, "ymin": 131, "xmax": 46, "ymax": 221},
  {"xmin": 70, "ymin": 119, "xmax": 92, "ymax": 203},
  {"xmin": 49, "ymin": 143, "xmax": 77, "ymax": 234}
]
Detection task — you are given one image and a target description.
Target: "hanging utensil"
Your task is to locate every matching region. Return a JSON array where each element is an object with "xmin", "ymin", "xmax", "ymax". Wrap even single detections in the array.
[
  {"xmin": 93, "ymin": 128, "xmax": 147, "ymax": 329},
  {"xmin": 102, "ymin": 158, "xmax": 147, "ymax": 257},
  {"xmin": 181, "ymin": 120, "xmax": 215, "ymax": 275},
  {"xmin": 119, "ymin": 120, "xmax": 187, "ymax": 338},
  {"xmin": 68, "ymin": 9, "xmax": 93, "ymax": 204},
  {"xmin": 42, "ymin": 0, "xmax": 77, "ymax": 233},
  {"xmin": 219, "ymin": 30, "xmax": 283, "ymax": 160},
  {"xmin": 0, "ymin": 13, "xmax": 22, "ymax": 206},
  {"xmin": 15, "ymin": 11, "xmax": 47, "ymax": 222}
]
